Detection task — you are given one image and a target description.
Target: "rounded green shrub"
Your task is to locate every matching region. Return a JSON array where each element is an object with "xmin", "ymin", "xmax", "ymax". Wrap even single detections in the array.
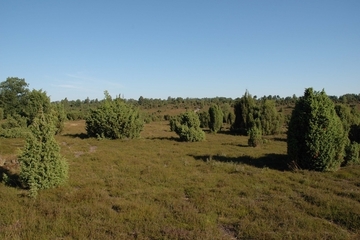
[
  {"xmin": 248, "ymin": 125, "xmax": 262, "ymax": 147},
  {"xmin": 287, "ymin": 88, "xmax": 347, "ymax": 171},
  {"xmin": 174, "ymin": 111, "xmax": 205, "ymax": 142},
  {"xmin": 86, "ymin": 92, "xmax": 143, "ymax": 139}
]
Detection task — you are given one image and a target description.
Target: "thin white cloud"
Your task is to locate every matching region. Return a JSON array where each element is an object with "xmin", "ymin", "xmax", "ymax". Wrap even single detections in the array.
[{"xmin": 56, "ymin": 84, "xmax": 83, "ymax": 89}]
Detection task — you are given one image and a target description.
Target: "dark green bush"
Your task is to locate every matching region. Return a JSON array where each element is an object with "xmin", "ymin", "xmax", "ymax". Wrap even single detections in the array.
[
  {"xmin": 248, "ymin": 125, "xmax": 262, "ymax": 147},
  {"xmin": 173, "ymin": 111, "xmax": 205, "ymax": 142},
  {"xmin": 335, "ymin": 104, "xmax": 360, "ymax": 133},
  {"xmin": 198, "ymin": 111, "xmax": 210, "ymax": 128},
  {"xmin": 231, "ymin": 90, "xmax": 256, "ymax": 135},
  {"xmin": 208, "ymin": 104, "xmax": 223, "ymax": 133},
  {"xmin": 86, "ymin": 92, "xmax": 143, "ymax": 139},
  {"xmin": 231, "ymin": 91, "xmax": 282, "ymax": 135},
  {"xmin": 259, "ymin": 99, "xmax": 283, "ymax": 135},
  {"xmin": 287, "ymin": 88, "xmax": 347, "ymax": 171},
  {"xmin": 349, "ymin": 124, "xmax": 360, "ymax": 143},
  {"xmin": 169, "ymin": 116, "xmax": 180, "ymax": 132},
  {"xmin": 344, "ymin": 142, "xmax": 360, "ymax": 165}
]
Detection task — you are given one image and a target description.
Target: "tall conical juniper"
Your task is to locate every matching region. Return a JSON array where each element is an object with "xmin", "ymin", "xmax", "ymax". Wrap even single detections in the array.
[
  {"xmin": 19, "ymin": 111, "xmax": 68, "ymax": 197},
  {"xmin": 287, "ymin": 88, "xmax": 347, "ymax": 171}
]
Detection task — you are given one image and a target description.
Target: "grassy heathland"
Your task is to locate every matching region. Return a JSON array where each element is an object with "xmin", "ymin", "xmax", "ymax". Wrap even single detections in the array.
[{"xmin": 1, "ymin": 119, "xmax": 360, "ymax": 239}]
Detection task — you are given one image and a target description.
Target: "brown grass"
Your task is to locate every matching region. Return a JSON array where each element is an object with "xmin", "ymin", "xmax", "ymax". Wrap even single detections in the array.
[{"xmin": 0, "ymin": 119, "xmax": 360, "ymax": 239}]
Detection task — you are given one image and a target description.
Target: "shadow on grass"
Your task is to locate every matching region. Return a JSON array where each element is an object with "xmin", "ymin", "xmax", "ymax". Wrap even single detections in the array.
[
  {"xmin": 271, "ymin": 137, "xmax": 287, "ymax": 142},
  {"xmin": 0, "ymin": 165, "xmax": 22, "ymax": 188},
  {"xmin": 217, "ymin": 129, "xmax": 238, "ymax": 136},
  {"xmin": 190, "ymin": 153, "xmax": 290, "ymax": 171},
  {"xmin": 146, "ymin": 136, "xmax": 182, "ymax": 142},
  {"xmin": 221, "ymin": 142, "xmax": 249, "ymax": 147},
  {"xmin": 63, "ymin": 133, "xmax": 89, "ymax": 139}
]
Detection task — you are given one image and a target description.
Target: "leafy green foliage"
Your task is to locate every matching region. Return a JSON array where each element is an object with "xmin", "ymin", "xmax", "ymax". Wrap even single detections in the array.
[
  {"xmin": 208, "ymin": 104, "xmax": 223, "ymax": 133},
  {"xmin": 247, "ymin": 124, "xmax": 262, "ymax": 147},
  {"xmin": 197, "ymin": 110, "xmax": 210, "ymax": 128},
  {"xmin": 19, "ymin": 112, "xmax": 68, "ymax": 197},
  {"xmin": 335, "ymin": 104, "xmax": 360, "ymax": 133},
  {"xmin": 231, "ymin": 91, "xmax": 282, "ymax": 135},
  {"xmin": 0, "ymin": 79, "xmax": 66, "ymax": 137},
  {"xmin": 231, "ymin": 90, "xmax": 256, "ymax": 135},
  {"xmin": 287, "ymin": 88, "xmax": 347, "ymax": 171},
  {"xmin": 51, "ymin": 102, "xmax": 67, "ymax": 135},
  {"xmin": 21, "ymin": 89, "xmax": 52, "ymax": 126},
  {"xmin": 0, "ymin": 114, "xmax": 28, "ymax": 138},
  {"xmin": 173, "ymin": 111, "xmax": 205, "ymax": 142},
  {"xmin": 227, "ymin": 111, "xmax": 236, "ymax": 125},
  {"xmin": 344, "ymin": 142, "xmax": 360, "ymax": 165},
  {"xmin": 169, "ymin": 115, "xmax": 180, "ymax": 132},
  {"xmin": 220, "ymin": 103, "xmax": 233, "ymax": 124},
  {"xmin": 86, "ymin": 92, "xmax": 143, "ymax": 139},
  {"xmin": 0, "ymin": 77, "xmax": 29, "ymax": 117},
  {"xmin": 259, "ymin": 99, "xmax": 283, "ymax": 135}
]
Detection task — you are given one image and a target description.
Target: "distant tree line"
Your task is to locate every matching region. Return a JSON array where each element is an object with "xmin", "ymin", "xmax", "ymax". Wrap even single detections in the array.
[{"xmin": 50, "ymin": 92, "xmax": 360, "ymax": 124}]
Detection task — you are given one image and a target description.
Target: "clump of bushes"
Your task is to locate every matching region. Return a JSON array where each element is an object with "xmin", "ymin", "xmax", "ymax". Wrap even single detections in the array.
[
  {"xmin": 170, "ymin": 111, "xmax": 205, "ymax": 142},
  {"xmin": 231, "ymin": 90, "xmax": 283, "ymax": 136},
  {"xmin": 0, "ymin": 84, "xmax": 66, "ymax": 138},
  {"xmin": 86, "ymin": 91, "xmax": 143, "ymax": 139}
]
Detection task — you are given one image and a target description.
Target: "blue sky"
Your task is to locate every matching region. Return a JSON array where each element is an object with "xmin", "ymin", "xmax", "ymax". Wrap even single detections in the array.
[{"xmin": 1, "ymin": 1, "xmax": 359, "ymax": 101}]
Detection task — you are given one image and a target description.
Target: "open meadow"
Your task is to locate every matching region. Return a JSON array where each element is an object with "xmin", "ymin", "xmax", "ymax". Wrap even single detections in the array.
[{"xmin": 1, "ymin": 119, "xmax": 360, "ymax": 239}]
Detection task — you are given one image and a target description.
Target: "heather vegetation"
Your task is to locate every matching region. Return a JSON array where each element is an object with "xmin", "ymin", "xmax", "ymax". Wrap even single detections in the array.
[{"xmin": 1, "ymin": 77, "xmax": 360, "ymax": 239}]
